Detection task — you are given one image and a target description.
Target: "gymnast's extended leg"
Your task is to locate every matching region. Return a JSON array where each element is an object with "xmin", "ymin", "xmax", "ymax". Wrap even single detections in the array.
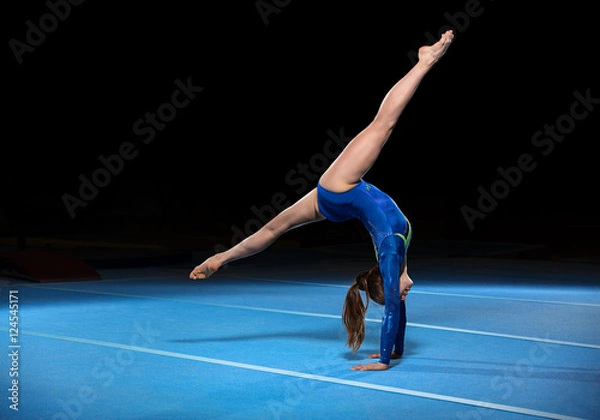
[
  {"xmin": 319, "ymin": 30, "xmax": 454, "ymax": 193},
  {"xmin": 190, "ymin": 189, "xmax": 324, "ymax": 279}
]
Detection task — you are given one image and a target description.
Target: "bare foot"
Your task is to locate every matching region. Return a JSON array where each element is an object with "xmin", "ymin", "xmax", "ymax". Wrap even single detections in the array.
[
  {"xmin": 418, "ymin": 30, "xmax": 454, "ymax": 67},
  {"xmin": 189, "ymin": 256, "xmax": 221, "ymax": 280}
]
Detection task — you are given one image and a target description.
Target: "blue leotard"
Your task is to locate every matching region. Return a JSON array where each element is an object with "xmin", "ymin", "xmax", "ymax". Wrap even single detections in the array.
[{"xmin": 317, "ymin": 180, "xmax": 412, "ymax": 365}]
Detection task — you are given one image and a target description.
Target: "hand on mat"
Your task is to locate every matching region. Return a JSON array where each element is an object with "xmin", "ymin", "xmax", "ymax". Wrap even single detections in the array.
[{"xmin": 350, "ymin": 362, "xmax": 389, "ymax": 371}]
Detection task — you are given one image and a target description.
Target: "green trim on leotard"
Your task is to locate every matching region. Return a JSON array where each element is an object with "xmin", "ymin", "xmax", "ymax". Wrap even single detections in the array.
[
  {"xmin": 394, "ymin": 219, "xmax": 412, "ymax": 260},
  {"xmin": 374, "ymin": 220, "xmax": 412, "ymax": 262}
]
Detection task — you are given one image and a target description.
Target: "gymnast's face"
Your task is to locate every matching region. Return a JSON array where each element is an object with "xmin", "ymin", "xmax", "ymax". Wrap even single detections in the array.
[{"xmin": 400, "ymin": 272, "xmax": 413, "ymax": 301}]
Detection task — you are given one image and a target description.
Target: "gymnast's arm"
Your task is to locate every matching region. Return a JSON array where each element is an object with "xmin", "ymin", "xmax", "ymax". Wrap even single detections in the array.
[
  {"xmin": 190, "ymin": 188, "xmax": 325, "ymax": 279},
  {"xmin": 351, "ymin": 235, "xmax": 403, "ymax": 371},
  {"xmin": 377, "ymin": 235, "xmax": 404, "ymax": 365}
]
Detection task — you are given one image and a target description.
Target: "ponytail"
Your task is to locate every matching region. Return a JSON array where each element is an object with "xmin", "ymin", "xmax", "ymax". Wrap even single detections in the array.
[{"xmin": 342, "ymin": 266, "xmax": 382, "ymax": 352}]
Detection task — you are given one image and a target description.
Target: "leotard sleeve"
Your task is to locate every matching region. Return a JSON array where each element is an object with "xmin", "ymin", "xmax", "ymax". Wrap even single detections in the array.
[{"xmin": 377, "ymin": 234, "xmax": 406, "ymax": 365}]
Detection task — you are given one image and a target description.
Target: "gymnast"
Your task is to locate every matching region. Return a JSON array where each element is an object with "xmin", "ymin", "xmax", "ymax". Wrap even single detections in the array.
[{"xmin": 190, "ymin": 30, "xmax": 454, "ymax": 371}]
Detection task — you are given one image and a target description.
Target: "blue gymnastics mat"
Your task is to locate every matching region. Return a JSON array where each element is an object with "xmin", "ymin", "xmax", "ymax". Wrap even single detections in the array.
[{"xmin": 0, "ymin": 247, "xmax": 598, "ymax": 419}]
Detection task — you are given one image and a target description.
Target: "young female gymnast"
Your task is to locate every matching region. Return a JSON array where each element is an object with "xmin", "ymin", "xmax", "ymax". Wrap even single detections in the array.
[{"xmin": 190, "ymin": 30, "xmax": 454, "ymax": 371}]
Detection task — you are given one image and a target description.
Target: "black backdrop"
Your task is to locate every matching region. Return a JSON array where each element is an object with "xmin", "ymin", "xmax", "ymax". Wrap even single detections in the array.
[{"xmin": 4, "ymin": 1, "xmax": 599, "ymax": 256}]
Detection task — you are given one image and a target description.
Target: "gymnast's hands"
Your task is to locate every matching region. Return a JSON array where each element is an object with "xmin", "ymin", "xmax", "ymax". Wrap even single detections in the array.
[
  {"xmin": 350, "ymin": 362, "xmax": 389, "ymax": 371},
  {"xmin": 350, "ymin": 352, "xmax": 402, "ymax": 371}
]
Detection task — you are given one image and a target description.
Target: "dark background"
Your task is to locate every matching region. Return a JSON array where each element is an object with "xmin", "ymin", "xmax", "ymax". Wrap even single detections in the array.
[{"xmin": 3, "ymin": 1, "xmax": 599, "ymax": 261}]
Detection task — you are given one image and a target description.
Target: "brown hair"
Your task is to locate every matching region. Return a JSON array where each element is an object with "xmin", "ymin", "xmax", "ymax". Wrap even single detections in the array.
[{"xmin": 342, "ymin": 264, "xmax": 385, "ymax": 352}]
